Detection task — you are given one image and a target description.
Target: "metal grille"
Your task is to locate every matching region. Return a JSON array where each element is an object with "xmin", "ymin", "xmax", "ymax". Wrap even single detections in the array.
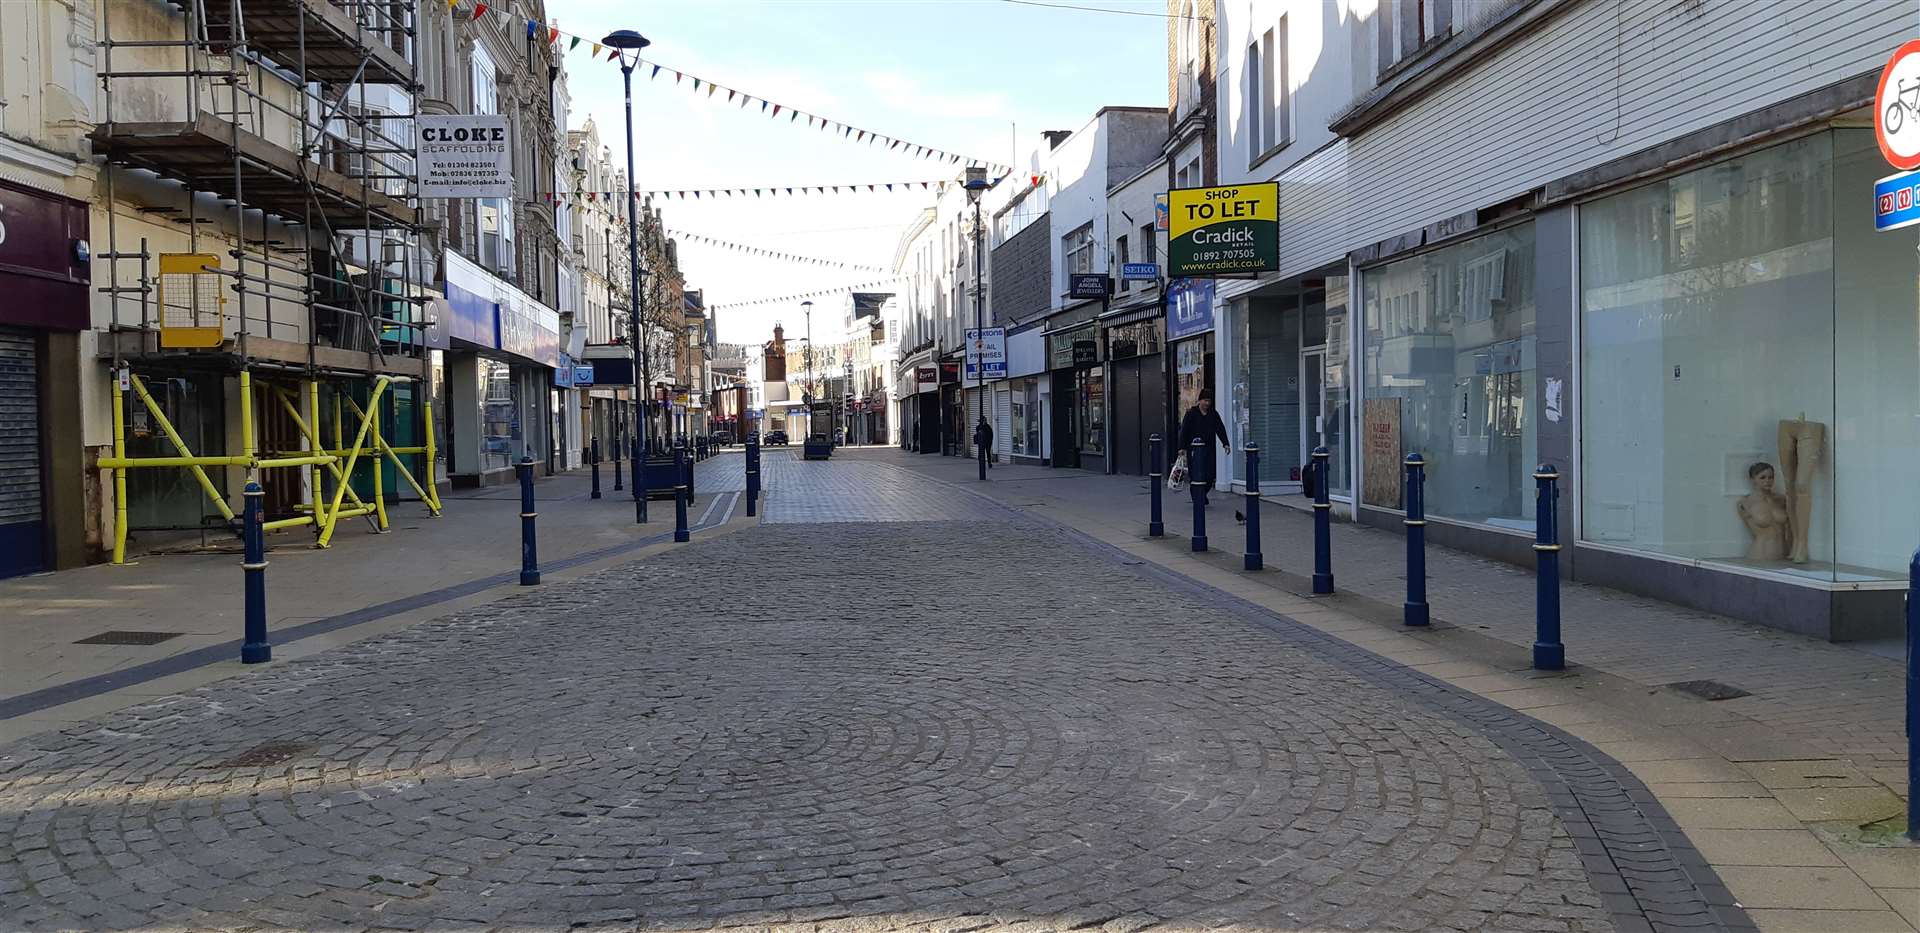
[
  {"xmin": 1664, "ymin": 679, "xmax": 1752, "ymax": 701},
  {"xmin": 74, "ymin": 630, "xmax": 184, "ymax": 646},
  {"xmin": 0, "ymin": 329, "xmax": 39, "ymax": 526}
]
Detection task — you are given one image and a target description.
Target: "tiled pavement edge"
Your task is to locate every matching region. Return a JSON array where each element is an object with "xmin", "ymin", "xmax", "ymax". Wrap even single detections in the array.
[{"xmin": 886, "ymin": 457, "xmax": 1756, "ymax": 933}]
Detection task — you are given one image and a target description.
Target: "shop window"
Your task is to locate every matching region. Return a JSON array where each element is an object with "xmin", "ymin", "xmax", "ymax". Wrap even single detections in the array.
[
  {"xmin": 1361, "ymin": 223, "xmax": 1535, "ymax": 527},
  {"xmin": 1581, "ymin": 130, "xmax": 1909, "ymax": 583},
  {"xmin": 480, "ymin": 358, "xmax": 520, "ymax": 472},
  {"xmin": 1078, "ymin": 369, "xmax": 1105, "ymax": 455}
]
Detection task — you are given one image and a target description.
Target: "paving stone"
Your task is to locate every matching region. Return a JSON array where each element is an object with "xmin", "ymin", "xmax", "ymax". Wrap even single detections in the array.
[{"xmin": 0, "ymin": 457, "xmax": 1745, "ymax": 931}]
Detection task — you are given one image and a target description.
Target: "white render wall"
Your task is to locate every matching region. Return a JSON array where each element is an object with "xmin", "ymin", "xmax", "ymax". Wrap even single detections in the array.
[{"xmin": 1217, "ymin": 0, "xmax": 1914, "ymax": 282}]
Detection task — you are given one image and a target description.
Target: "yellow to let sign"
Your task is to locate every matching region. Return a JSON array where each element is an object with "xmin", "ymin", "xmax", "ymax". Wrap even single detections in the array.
[{"xmin": 1166, "ymin": 183, "xmax": 1278, "ymax": 276}]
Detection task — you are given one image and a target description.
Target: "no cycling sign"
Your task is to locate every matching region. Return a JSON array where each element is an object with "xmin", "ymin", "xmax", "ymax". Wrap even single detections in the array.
[{"xmin": 1167, "ymin": 182, "xmax": 1278, "ymax": 277}]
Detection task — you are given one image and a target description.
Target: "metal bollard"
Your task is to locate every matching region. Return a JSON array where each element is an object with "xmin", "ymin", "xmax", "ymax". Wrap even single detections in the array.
[
  {"xmin": 240, "ymin": 481, "xmax": 270, "ymax": 664},
  {"xmin": 589, "ymin": 437, "xmax": 601, "ymax": 499},
  {"xmin": 1906, "ymin": 550, "xmax": 1918, "ymax": 841},
  {"xmin": 612, "ymin": 430, "xmax": 624, "ymax": 492},
  {"xmin": 1404, "ymin": 453, "xmax": 1429, "ymax": 627},
  {"xmin": 631, "ymin": 436, "xmax": 645, "ymax": 524},
  {"xmin": 1311, "ymin": 446, "xmax": 1334, "ymax": 595},
  {"xmin": 1147, "ymin": 434, "xmax": 1164, "ymax": 537},
  {"xmin": 1190, "ymin": 437, "xmax": 1208, "ymax": 552},
  {"xmin": 518, "ymin": 456, "xmax": 540, "ymax": 586},
  {"xmin": 1244, "ymin": 444, "xmax": 1262, "ymax": 571},
  {"xmin": 746, "ymin": 438, "xmax": 760, "ymax": 517},
  {"xmin": 1533, "ymin": 464, "xmax": 1564, "ymax": 670},
  {"xmin": 673, "ymin": 445, "xmax": 690, "ymax": 543}
]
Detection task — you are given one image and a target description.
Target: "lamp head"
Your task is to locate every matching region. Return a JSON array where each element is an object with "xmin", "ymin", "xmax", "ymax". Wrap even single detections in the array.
[
  {"xmin": 602, "ymin": 30, "xmax": 651, "ymax": 50},
  {"xmin": 801, "ymin": 300, "xmax": 813, "ymax": 313},
  {"xmin": 962, "ymin": 165, "xmax": 990, "ymax": 202}
]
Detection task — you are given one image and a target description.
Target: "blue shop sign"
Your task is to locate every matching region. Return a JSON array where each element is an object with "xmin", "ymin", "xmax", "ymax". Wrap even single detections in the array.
[
  {"xmin": 1875, "ymin": 170, "xmax": 1920, "ymax": 232},
  {"xmin": 1121, "ymin": 262, "xmax": 1159, "ymax": 281},
  {"xmin": 573, "ymin": 363, "xmax": 595, "ymax": 386},
  {"xmin": 1167, "ymin": 277, "xmax": 1215, "ymax": 340}
]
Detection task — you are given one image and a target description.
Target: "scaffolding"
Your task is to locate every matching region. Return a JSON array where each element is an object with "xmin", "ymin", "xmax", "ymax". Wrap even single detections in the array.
[{"xmin": 91, "ymin": 0, "xmax": 437, "ymax": 560}]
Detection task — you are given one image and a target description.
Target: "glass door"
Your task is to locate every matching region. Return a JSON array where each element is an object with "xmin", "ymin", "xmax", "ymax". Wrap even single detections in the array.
[{"xmin": 1301, "ymin": 348, "xmax": 1325, "ymax": 466}]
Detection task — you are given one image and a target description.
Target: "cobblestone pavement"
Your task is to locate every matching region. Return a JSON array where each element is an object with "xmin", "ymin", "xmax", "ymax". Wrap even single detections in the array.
[{"xmin": 0, "ymin": 458, "xmax": 1741, "ymax": 931}]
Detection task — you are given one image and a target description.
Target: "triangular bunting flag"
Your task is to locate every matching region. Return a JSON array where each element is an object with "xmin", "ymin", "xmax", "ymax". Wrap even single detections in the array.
[
  {"xmin": 726, "ymin": 89, "xmax": 735, "ymax": 103},
  {"xmin": 569, "ymin": 36, "xmax": 581, "ymax": 50},
  {"xmin": 708, "ymin": 84, "xmax": 719, "ymax": 97},
  {"xmin": 591, "ymin": 42, "xmax": 602, "ymax": 56},
  {"xmin": 692, "ymin": 78, "xmax": 701, "ymax": 90},
  {"xmin": 651, "ymin": 64, "xmax": 661, "ymax": 79},
  {"xmin": 472, "ymin": 3, "xmax": 487, "ymax": 18},
  {"xmin": 675, "ymin": 70, "xmax": 684, "ymax": 84},
  {"xmin": 525, "ymin": 19, "xmax": 536, "ymax": 39},
  {"xmin": 549, "ymin": 27, "xmax": 560, "ymax": 44}
]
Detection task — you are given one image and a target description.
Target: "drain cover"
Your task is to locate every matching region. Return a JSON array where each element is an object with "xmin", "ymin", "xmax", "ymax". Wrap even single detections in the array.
[
  {"xmin": 1664, "ymin": 679, "xmax": 1752, "ymax": 701},
  {"xmin": 73, "ymin": 630, "xmax": 183, "ymax": 646},
  {"xmin": 209, "ymin": 741, "xmax": 311, "ymax": 769}
]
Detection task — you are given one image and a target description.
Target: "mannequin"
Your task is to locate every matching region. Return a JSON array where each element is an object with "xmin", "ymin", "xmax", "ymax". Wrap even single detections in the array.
[
  {"xmin": 1776, "ymin": 416, "xmax": 1826, "ymax": 564},
  {"xmin": 1735, "ymin": 461, "xmax": 1790, "ymax": 561}
]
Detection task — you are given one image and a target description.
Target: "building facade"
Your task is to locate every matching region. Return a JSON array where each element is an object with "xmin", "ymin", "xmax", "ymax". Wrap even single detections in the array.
[{"xmin": 1206, "ymin": 0, "xmax": 1918, "ymax": 640}]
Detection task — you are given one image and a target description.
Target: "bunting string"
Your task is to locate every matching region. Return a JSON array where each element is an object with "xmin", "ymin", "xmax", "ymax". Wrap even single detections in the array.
[
  {"xmin": 668, "ymin": 230, "xmax": 891, "ymax": 273},
  {"xmin": 705, "ymin": 279, "xmax": 907, "ymax": 312},
  {"xmin": 449, "ymin": 1, "xmax": 1013, "ymax": 172},
  {"xmin": 535, "ymin": 180, "xmax": 962, "ymax": 203}
]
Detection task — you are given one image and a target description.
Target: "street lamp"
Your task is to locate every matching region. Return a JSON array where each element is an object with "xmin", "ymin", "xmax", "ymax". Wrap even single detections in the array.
[
  {"xmin": 802, "ymin": 299, "xmax": 814, "ymax": 439},
  {"xmin": 604, "ymin": 27, "xmax": 650, "ymax": 522},
  {"xmin": 963, "ymin": 165, "xmax": 991, "ymax": 482}
]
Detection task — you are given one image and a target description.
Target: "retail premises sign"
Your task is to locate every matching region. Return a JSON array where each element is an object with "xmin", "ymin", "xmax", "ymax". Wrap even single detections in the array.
[
  {"xmin": 417, "ymin": 114, "xmax": 512, "ymax": 198},
  {"xmin": 1167, "ymin": 183, "xmax": 1278, "ymax": 276},
  {"xmin": 1875, "ymin": 171, "xmax": 1920, "ymax": 231}
]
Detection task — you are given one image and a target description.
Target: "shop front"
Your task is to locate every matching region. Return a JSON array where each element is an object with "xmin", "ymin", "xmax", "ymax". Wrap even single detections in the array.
[
  {"xmin": 1167, "ymin": 278, "xmax": 1217, "ymax": 477},
  {"xmin": 1002, "ymin": 324, "xmax": 1048, "ymax": 465},
  {"xmin": 1045, "ymin": 324, "xmax": 1103, "ymax": 472},
  {"xmin": 0, "ymin": 179, "xmax": 89, "ymax": 577},
  {"xmin": 1101, "ymin": 314, "xmax": 1164, "ymax": 476},
  {"xmin": 1573, "ymin": 127, "xmax": 1911, "ymax": 638},
  {"xmin": 442, "ymin": 250, "xmax": 560, "ymax": 486},
  {"xmin": 1228, "ymin": 269, "xmax": 1350, "ymax": 493}
]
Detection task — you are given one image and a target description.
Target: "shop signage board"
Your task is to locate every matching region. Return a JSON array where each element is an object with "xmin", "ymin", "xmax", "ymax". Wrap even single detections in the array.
[
  {"xmin": 1167, "ymin": 183, "xmax": 1278, "ymax": 276},
  {"xmin": 417, "ymin": 114, "xmax": 512, "ymax": 198},
  {"xmin": 1875, "ymin": 39, "xmax": 1920, "ymax": 170},
  {"xmin": 1166, "ymin": 277, "xmax": 1216, "ymax": 340},
  {"xmin": 915, "ymin": 366, "xmax": 938, "ymax": 392},
  {"xmin": 1121, "ymin": 262, "xmax": 1159, "ymax": 281},
  {"xmin": 964, "ymin": 327, "xmax": 1007, "ymax": 380},
  {"xmin": 1069, "ymin": 273, "xmax": 1110, "ymax": 299},
  {"xmin": 1362, "ymin": 398, "xmax": 1403, "ymax": 509},
  {"xmin": 1154, "ymin": 193, "xmax": 1169, "ymax": 231},
  {"xmin": 1875, "ymin": 170, "xmax": 1920, "ymax": 231},
  {"xmin": 573, "ymin": 363, "xmax": 595, "ymax": 386}
]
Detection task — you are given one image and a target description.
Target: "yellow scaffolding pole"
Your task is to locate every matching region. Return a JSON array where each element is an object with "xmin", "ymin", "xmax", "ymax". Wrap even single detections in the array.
[
  {"xmin": 422, "ymin": 389, "xmax": 442, "ymax": 513},
  {"xmin": 129, "ymin": 374, "xmax": 236, "ymax": 522},
  {"xmin": 316, "ymin": 376, "xmax": 389, "ymax": 548},
  {"xmin": 272, "ymin": 386, "xmax": 370, "ymax": 520},
  {"xmin": 344, "ymin": 396, "xmax": 439, "ymax": 517},
  {"xmin": 111, "ymin": 371, "xmax": 128, "ymax": 565}
]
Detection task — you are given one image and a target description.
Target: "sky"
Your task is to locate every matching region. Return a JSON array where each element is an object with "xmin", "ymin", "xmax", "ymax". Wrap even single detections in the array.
[{"xmin": 551, "ymin": 0, "xmax": 1169, "ymax": 344}]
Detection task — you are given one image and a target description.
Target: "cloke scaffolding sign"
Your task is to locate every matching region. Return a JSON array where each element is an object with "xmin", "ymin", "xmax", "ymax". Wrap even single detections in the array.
[{"xmin": 1167, "ymin": 182, "xmax": 1279, "ymax": 277}]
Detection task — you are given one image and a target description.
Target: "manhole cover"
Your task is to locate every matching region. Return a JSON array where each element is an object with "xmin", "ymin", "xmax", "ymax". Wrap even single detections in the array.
[
  {"xmin": 73, "ymin": 630, "xmax": 183, "ymax": 646},
  {"xmin": 1664, "ymin": 679, "xmax": 1752, "ymax": 701},
  {"xmin": 209, "ymin": 741, "xmax": 312, "ymax": 769}
]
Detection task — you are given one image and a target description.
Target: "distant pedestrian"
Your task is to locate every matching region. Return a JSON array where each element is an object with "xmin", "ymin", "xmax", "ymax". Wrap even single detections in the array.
[
  {"xmin": 1177, "ymin": 390, "xmax": 1231, "ymax": 511},
  {"xmin": 973, "ymin": 417, "xmax": 994, "ymax": 469}
]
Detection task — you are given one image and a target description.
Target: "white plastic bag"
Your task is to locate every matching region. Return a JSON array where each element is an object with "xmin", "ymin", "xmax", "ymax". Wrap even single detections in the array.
[{"xmin": 1168, "ymin": 452, "xmax": 1190, "ymax": 490}]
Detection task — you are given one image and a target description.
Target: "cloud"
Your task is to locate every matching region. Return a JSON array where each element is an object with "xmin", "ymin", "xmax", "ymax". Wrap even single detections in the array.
[{"xmin": 861, "ymin": 70, "xmax": 1007, "ymax": 120}]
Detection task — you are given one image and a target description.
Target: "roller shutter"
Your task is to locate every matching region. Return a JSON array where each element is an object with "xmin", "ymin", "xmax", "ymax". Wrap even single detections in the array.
[{"xmin": 0, "ymin": 328, "xmax": 43, "ymax": 577}]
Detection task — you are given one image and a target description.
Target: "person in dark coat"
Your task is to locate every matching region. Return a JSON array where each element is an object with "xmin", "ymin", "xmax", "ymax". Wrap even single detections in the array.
[
  {"xmin": 973, "ymin": 417, "xmax": 994, "ymax": 469},
  {"xmin": 1177, "ymin": 389, "xmax": 1231, "ymax": 507}
]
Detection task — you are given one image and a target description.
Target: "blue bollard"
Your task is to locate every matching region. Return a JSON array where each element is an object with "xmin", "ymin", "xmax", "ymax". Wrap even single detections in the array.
[
  {"xmin": 240, "ymin": 481, "xmax": 270, "ymax": 664},
  {"xmin": 590, "ymin": 437, "xmax": 601, "ymax": 500},
  {"xmin": 1148, "ymin": 433, "xmax": 1165, "ymax": 537},
  {"xmin": 1311, "ymin": 446, "xmax": 1334, "ymax": 594},
  {"xmin": 1244, "ymin": 445, "xmax": 1262, "ymax": 571},
  {"xmin": 1533, "ymin": 464, "xmax": 1564, "ymax": 670},
  {"xmin": 1907, "ymin": 551, "xmax": 1918, "ymax": 841},
  {"xmin": 518, "ymin": 456, "xmax": 540, "ymax": 585},
  {"xmin": 1404, "ymin": 453, "xmax": 1429, "ymax": 627},
  {"xmin": 673, "ymin": 445, "xmax": 690, "ymax": 543},
  {"xmin": 1190, "ymin": 437, "xmax": 1208, "ymax": 552},
  {"xmin": 746, "ymin": 438, "xmax": 760, "ymax": 517}
]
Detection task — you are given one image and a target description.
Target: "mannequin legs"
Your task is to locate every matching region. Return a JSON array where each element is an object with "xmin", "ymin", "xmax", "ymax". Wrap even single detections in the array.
[{"xmin": 1776, "ymin": 420, "xmax": 1825, "ymax": 565}]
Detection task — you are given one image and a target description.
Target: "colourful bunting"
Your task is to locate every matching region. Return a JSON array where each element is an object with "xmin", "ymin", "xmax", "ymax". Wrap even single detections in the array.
[{"xmin": 471, "ymin": 2, "xmax": 487, "ymax": 19}]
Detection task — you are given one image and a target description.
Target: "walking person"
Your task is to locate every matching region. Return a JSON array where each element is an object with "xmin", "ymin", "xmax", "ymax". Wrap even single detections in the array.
[
  {"xmin": 973, "ymin": 416, "xmax": 994, "ymax": 469},
  {"xmin": 1177, "ymin": 390, "xmax": 1235, "ymax": 517}
]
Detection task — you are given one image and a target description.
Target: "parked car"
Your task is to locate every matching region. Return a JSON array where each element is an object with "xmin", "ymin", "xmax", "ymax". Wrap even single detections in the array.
[
  {"xmin": 710, "ymin": 431, "xmax": 735, "ymax": 447},
  {"xmin": 764, "ymin": 431, "xmax": 789, "ymax": 446}
]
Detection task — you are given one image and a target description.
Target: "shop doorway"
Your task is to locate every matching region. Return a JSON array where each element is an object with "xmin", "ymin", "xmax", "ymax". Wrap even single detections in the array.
[
  {"xmin": 1110, "ymin": 354, "xmax": 1167, "ymax": 475},
  {"xmin": 1302, "ymin": 348, "xmax": 1326, "ymax": 469}
]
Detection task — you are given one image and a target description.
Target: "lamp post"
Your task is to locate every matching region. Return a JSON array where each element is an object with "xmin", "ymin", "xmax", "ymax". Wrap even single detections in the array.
[
  {"xmin": 963, "ymin": 166, "xmax": 991, "ymax": 482},
  {"xmin": 803, "ymin": 299, "xmax": 814, "ymax": 439},
  {"xmin": 604, "ymin": 27, "xmax": 650, "ymax": 522}
]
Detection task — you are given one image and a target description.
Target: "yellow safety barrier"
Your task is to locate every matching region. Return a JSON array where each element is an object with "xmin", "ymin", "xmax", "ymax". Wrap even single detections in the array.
[{"xmin": 103, "ymin": 369, "xmax": 438, "ymax": 562}]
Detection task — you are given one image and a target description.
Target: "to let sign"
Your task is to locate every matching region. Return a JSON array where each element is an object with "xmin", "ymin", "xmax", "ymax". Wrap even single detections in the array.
[
  {"xmin": 417, "ymin": 114, "xmax": 512, "ymax": 198},
  {"xmin": 1167, "ymin": 183, "xmax": 1278, "ymax": 277}
]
